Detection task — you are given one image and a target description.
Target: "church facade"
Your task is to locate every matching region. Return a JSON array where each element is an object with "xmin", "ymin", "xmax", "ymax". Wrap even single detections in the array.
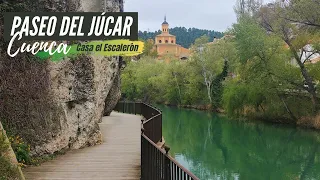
[{"xmin": 153, "ymin": 17, "xmax": 190, "ymax": 60}]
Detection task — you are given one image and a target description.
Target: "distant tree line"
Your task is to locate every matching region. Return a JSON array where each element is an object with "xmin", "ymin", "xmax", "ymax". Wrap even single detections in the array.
[{"xmin": 138, "ymin": 27, "xmax": 224, "ymax": 48}]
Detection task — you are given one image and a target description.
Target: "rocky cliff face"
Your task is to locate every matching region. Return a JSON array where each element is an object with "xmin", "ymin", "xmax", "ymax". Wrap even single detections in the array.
[
  {"xmin": 104, "ymin": 69, "xmax": 121, "ymax": 117},
  {"xmin": 31, "ymin": 55, "xmax": 120, "ymax": 155},
  {"xmin": 0, "ymin": 0, "xmax": 122, "ymax": 156}
]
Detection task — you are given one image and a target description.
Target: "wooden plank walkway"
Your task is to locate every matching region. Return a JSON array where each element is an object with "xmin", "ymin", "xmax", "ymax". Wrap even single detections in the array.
[{"xmin": 23, "ymin": 112, "xmax": 141, "ymax": 180}]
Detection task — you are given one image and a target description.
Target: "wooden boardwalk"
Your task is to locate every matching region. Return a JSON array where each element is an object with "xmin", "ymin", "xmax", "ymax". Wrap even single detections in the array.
[{"xmin": 23, "ymin": 112, "xmax": 141, "ymax": 180}]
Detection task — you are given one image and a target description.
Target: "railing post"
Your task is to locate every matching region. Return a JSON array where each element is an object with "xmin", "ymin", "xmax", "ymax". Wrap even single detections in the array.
[
  {"xmin": 141, "ymin": 134, "xmax": 143, "ymax": 180},
  {"xmin": 160, "ymin": 113, "xmax": 162, "ymax": 143},
  {"xmin": 141, "ymin": 114, "xmax": 144, "ymax": 180},
  {"xmin": 141, "ymin": 119, "xmax": 145, "ymax": 180},
  {"xmin": 164, "ymin": 146, "xmax": 171, "ymax": 180}
]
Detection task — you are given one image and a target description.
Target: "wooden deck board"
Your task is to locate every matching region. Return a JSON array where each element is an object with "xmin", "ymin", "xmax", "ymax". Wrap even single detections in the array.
[{"xmin": 23, "ymin": 112, "xmax": 141, "ymax": 180}]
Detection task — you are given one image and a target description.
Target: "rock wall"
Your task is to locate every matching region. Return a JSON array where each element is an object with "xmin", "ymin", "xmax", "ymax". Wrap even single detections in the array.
[
  {"xmin": 0, "ymin": 0, "xmax": 123, "ymax": 156},
  {"xmin": 81, "ymin": 0, "xmax": 123, "ymax": 12},
  {"xmin": 31, "ymin": 55, "xmax": 120, "ymax": 155},
  {"xmin": 104, "ymin": 69, "xmax": 121, "ymax": 117}
]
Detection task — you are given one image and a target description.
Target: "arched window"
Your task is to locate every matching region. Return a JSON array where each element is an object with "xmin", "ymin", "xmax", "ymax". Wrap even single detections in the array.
[
  {"xmin": 159, "ymin": 40, "xmax": 162, "ymax": 43},
  {"xmin": 165, "ymin": 40, "xmax": 168, "ymax": 43},
  {"xmin": 171, "ymin": 40, "xmax": 174, "ymax": 43}
]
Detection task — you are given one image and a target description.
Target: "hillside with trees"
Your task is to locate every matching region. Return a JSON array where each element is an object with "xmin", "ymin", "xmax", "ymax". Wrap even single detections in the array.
[{"xmin": 138, "ymin": 27, "xmax": 224, "ymax": 48}]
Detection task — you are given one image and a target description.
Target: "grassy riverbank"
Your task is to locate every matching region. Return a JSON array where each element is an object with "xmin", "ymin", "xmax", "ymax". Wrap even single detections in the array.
[{"xmin": 156, "ymin": 102, "xmax": 320, "ymax": 130}]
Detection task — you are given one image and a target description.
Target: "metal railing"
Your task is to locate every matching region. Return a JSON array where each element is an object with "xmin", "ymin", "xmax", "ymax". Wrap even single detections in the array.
[{"xmin": 114, "ymin": 102, "xmax": 200, "ymax": 180}]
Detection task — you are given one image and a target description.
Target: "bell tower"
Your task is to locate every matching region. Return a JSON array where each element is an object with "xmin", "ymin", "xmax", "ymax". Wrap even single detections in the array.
[
  {"xmin": 154, "ymin": 15, "xmax": 190, "ymax": 59},
  {"xmin": 161, "ymin": 15, "xmax": 169, "ymax": 34}
]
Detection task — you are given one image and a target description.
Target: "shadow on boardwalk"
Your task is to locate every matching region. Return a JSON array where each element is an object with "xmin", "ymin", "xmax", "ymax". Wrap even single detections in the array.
[{"xmin": 23, "ymin": 112, "xmax": 141, "ymax": 180}]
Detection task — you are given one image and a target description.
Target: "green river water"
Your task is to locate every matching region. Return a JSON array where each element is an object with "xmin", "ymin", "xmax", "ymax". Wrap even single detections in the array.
[{"xmin": 155, "ymin": 105, "xmax": 320, "ymax": 180}]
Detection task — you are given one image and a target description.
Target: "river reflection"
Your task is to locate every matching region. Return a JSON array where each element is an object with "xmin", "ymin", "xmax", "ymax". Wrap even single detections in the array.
[{"xmin": 156, "ymin": 105, "xmax": 320, "ymax": 180}]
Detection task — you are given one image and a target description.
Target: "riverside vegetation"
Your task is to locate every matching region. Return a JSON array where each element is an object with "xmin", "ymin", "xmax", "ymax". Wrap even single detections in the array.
[{"xmin": 122, "ymin": 0, "xmax": 320, "ymax": 128}]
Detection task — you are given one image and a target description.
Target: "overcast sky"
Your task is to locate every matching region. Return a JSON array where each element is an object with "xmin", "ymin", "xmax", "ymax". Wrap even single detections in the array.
[{"xmin": 125, "ymin": 0, "xmax": 272, "ymax": 33}]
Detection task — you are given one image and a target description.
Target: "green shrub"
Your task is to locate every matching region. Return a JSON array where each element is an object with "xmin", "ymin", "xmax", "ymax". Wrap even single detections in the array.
[{"xmin": 9, "ymin": 136, "xmax": 31, "ymax": 165}]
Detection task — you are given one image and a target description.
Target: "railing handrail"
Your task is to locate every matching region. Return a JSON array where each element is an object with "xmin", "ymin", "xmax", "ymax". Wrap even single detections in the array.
[
  {"xmin": 114, "ymin": 101, "xmax": 200, "ymax": 180},
  {"xmin": 144, "ymin": 113, "xmax": 161, "ymax": 123},
  {"xmin": 142, "ymin": 133, "xmax": 200, "ymax": 180}
]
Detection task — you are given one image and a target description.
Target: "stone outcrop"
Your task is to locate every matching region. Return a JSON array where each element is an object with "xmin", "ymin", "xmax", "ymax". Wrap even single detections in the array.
[
  {"xmin": 0, "ymin": 122, "xmax": 25, "ymax": 180},
  {"xmin": 0, "ymin": 0, "xmax": 123, "ymax": 156},
  {"xmin": 31, "ymin": 55, "xmax": 120, "ymax": 155},
  {"xmin": 104, "ymin": 70, "xmax": 121, "ymax": 117}
]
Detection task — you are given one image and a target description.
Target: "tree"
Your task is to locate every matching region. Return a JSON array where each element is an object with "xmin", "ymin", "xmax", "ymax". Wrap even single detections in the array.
[
  {"xmin": 276, "ymin": 0, "xmax": 320, "ymax": 28},
  {"xmin": 121, "ymin": 57, "xmax": 166, "ymax": 102},
  {"xmin": 256, "ymin": 1, "xmax": 319, "ymax": 112},
  {"xmin": 142, "ymin": 39, "xmax": 158, "ymax": 57},
  {"xmin": 226, "ymin": 9, "xmax": 318, "ymax": 120},
  {"xmin": 234, "ymin": 0, "xmax": 263, "ymax": 18},
  {"xmin": 190, "ymin": 35, "xmax": 234, "ymax": 108},
  {"xmin": 191, "ymin": 36, "xmax": 215, "ymax": 105}
]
